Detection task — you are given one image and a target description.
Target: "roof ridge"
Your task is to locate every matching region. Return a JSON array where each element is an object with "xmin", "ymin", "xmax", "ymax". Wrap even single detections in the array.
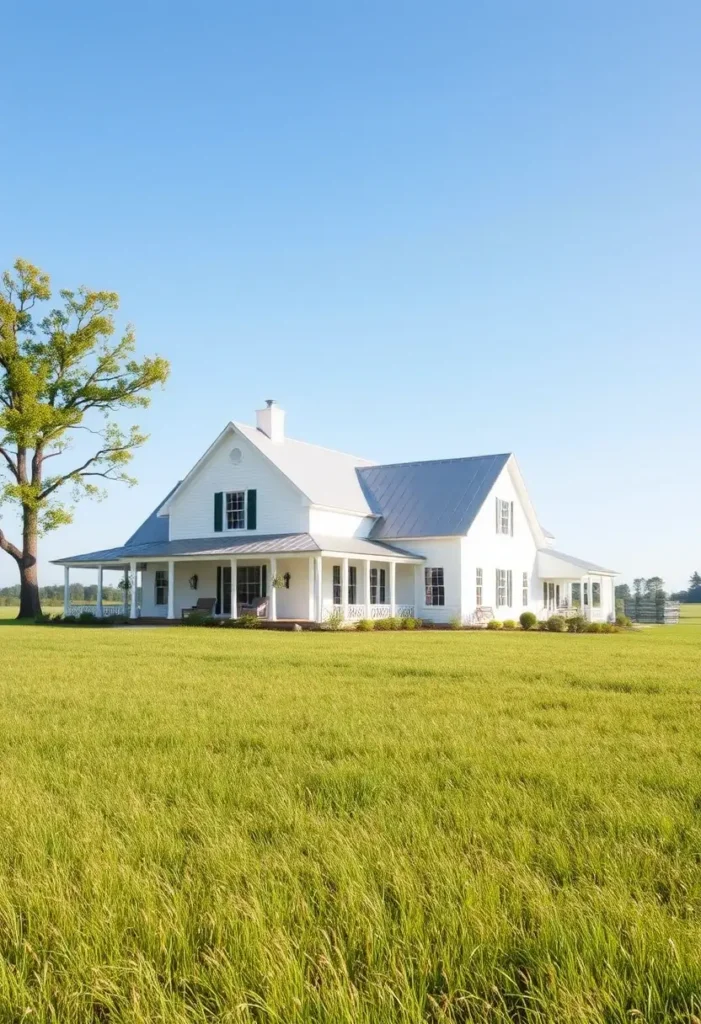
[
  {"xmin": 361, "ymin": 453, "xmax": 512, "ymax": 471},
  {"xmin": 233, "ymin": 421, "xmax": 375, "ymax": 464}
]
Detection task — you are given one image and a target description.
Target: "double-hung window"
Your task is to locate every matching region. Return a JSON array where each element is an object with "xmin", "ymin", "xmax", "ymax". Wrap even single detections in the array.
[
  {"xmin": 348, "ymin": 566, "xmax": 357, "ymax": 604},
  {"xmin": 155, "ymin": 570, "xmax": 168, "ymax": 606},
  {"xmin": 332, "ymin": 565, "xmax": 342, "ymax": 605},
  {"xmin": 496, "ymin": 569, "xmax": 512, "ymax": 607},
  {"xmin": 370, "ymin": 567, "xmax": 386, "ymax": 604},
  {"xmin": 592, "ymin": 582, "xmax": 601, "ymax": 608},
  {"xmin": 226, "ymin": 491, "xmax": 245, "ymax": 530},
  {"xmin": 496, "ymin": 498, "xmax": 513, "ymax": 535},
  {"xmin": 522, "ymin": 572, "xmax": 529, "ymax": 606},
  {"xmin": 476, "ymin": 568, "xmax": 483, "ymax": 606},
  {"xmin": 425, "ymin": 567, "xmax": 445, "ymax": 606}
]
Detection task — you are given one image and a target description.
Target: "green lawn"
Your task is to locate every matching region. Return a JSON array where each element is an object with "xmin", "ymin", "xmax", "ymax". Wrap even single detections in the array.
[{"xmin": 0, "ymin": 623, "xmax": 700, "ymax": 1022}]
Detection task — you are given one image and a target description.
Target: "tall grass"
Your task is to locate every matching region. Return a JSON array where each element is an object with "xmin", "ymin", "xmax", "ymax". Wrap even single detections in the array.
[{"xmin": 0, "ymin": 624, "xmax": 700, "ymax": 1021}]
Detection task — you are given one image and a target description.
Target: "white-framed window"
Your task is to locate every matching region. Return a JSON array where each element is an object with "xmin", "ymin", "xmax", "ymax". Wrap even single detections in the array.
[
  {"xmin": 571, "ymin": 582, "xmax": 581, "ymax": 608},
  {"xmin": 155, "ymin": 570, "xmax": 168, "ymax": 606},
  {"xmin": 348, "ymin": 566, "xmax": 357, "ymax": 605},
  {"xmin": 370, "ymin": 567, "xmax": 386, "ymax": 604},
  {"xmin": 332, "ymin": 565, "xmax": 342, "ymax": 605},
  {"xmin": 425, "ymin": 567, "xmax": 445, "ymax": 606},
  {"xmin": 476, "ymin": 568, "xmax": 483, "ymax": 606},
  {"xmin": 592, "ymin": 582, "xmax": 601, "ymax": 608},
  {"xmin": 496, "ymin": 569, "xmax": 512, "ymax": 607},
  {"xmin": 522, "ymin": 572, "xmax": 528, "ymax": 606},
  {"xmin": 496, "ymin": 497, "xmax": 513, "ymax": 535},
  {"xmin": 225, "ymin": 491, "xmax": 245, "ymax": 530}
]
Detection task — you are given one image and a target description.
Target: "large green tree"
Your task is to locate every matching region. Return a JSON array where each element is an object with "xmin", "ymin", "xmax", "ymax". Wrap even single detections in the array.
[{"xmin": 0, "ymin": 259, "xmax": 169, "ymax": 618}]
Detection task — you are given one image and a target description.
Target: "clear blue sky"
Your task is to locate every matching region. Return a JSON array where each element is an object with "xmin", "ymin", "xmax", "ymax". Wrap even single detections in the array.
[{"xmin": 2, "ymin": 1, "xmax": 700, "ymax": 591}]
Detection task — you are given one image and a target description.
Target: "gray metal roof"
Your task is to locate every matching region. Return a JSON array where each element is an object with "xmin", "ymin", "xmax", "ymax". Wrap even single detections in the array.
[
  {"xmin": 358, "ymin": 454, "xmax": 510, "ymax": 539},
  {"xmin": 52, "ymin": 532, "xmax": 423, "ymax": 566},
  {"xmin": 124, "ymin": 483, "xmax": 180, "ymax": 547}
]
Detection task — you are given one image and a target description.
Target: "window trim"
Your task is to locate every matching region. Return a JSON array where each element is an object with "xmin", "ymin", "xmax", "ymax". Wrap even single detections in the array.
[
  {"xmin": 370, "ymin": 567, "xmax": 386, "ymax": 604},
  {"xmin": 154, "ymin": 569, "xmax": 168, "ymax": 606},
  {"xmin": 522, "ymin": 571, "xmax": 528, "ymax": 606},
  {"xmin": 424, "ymin": 567, "xmax": 445, "ymax": 607},
  {"xmin": 496, "ymin": 497, "xmax": 513, "ymax": 536},
  {"xmin": 332, "ymin": 565, "xmax": 342, "ymax": 605},
  {"xmin": 348, "ymin": 565, "xmax": 357, "ymax": 605},
  {"xmin": 225, "ymin": 490, "xmax": 246, "ymax": 531},
  {"xmin": 476, "ymin": 567, "xmax": 483, "ymax": 607}
]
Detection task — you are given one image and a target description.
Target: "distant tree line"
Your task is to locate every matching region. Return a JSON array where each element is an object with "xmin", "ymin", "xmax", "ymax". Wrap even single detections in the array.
[
  {"xmin": 0, "ymin": 583, "xmax": 125, "ymax": 607},
  {"xmin": 615, "ymin": 573, "xmax": 701, "ymax": 604}
]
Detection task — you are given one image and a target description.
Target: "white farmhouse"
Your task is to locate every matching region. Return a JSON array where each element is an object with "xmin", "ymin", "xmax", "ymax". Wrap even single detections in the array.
[{"xmin": 54, "ymin": 400, "xmax": 617, "ymax": 624}]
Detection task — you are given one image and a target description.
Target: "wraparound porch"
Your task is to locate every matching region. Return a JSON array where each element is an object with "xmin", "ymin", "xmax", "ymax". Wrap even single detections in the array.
[{"xmin": 61, "ymin": 550, "xmax": 422, "ymax": 623}]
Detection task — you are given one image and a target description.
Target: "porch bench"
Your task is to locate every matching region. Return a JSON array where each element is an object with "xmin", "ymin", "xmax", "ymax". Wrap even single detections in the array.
[{"xmin": 181, "ymin": 597, "xmax": 216, "ymax": 620}]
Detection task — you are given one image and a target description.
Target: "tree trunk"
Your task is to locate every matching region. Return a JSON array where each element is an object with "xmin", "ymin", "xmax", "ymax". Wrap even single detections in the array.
[{"xmin": 18, "ymin": 507, "xmax": 41, "ymax": 619}]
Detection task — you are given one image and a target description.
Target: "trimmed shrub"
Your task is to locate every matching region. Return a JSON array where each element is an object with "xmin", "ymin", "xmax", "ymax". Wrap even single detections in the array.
[
  {"xmin": 449, "ymin": 616, "xmax": 463, "ymax": 630},
  {"xmin": 375, "ymin": 617, "xmax": 402, "ymax": 631},
  {"xmin": 401, "ymin": 616, "xmax": 418, "ymax": 630},
  {"xmin": 355, "ymin": 619, "xmax": 375, "ymax": 631},
  {"xmin": 62, "ymin": 615, "xmax": 77, "ymax": 624},
  {"xmin": 202, "ymin": 616, "xmax": 222, "ymax": 627},
  {"xmin": 109, "ymin": 614, "xmax": 128, "ymax": 626},
  {"xmin": 78, "ymin": 611, "xmax": 97, "ymax": 624},
  {"xmin": 586, "ymin": 622, "xmax": 603, "ymax": 633},
  {"xmin": 502, "ymin": 619, "xmax": 517, "ymax": 630},
  {"xmin": 567, "ymin": 615, "xmax": 588, "ymax": 634},
  {"xmin": 547, "ymin": 615, "xmax": 566, "ymax": 633},
  {"xmin": 616, "ymin": 614, "xmax": 633, "ymax": 629},
  {"xmin": 486, "ymin": 620, "xmax": 503, "ymax": 630},
  {"xmin": 601, "ymin": 622, "xmax": 619, "ymax": 634},
  {"xmin": 520, "ymin": 611, "xmax": 537, "ymax": 631},
  {"xmin": 182, "ymin": 612, "xmax": 208, "ymax": 626},
  {"xmin": 238, "ymin": 613, "xmax": 263, "ymax": 629}
]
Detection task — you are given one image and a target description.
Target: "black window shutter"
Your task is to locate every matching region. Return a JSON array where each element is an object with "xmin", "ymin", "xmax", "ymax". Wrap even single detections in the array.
[
  {"xmin": 214, "ymin": 492, "xmax": 223, "ymax": 532},
  {"xmin": 261, "ymin": 563, "xmax": 267, "ymax": 597},
  {"xmin": 247, "ymin": 489, "xmax": 257, "ymax": 530}
]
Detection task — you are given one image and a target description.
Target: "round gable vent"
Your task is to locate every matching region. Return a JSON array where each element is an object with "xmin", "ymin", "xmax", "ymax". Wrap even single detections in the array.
[{"xmin": 229, "ymin": 447, "xmax": 243, "ymax": 465}]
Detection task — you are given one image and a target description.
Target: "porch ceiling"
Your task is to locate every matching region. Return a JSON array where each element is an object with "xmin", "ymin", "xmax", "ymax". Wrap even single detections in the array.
[{"xmin": 52, "ymin": 531, "xmax": 424, "ymax": 568}]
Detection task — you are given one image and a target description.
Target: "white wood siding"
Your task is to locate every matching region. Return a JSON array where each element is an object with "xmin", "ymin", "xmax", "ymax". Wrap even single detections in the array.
[
  {"xmin": 462, "ymin": 463, "xmax": 540, "ymax": 621},
  {"xmin": 308, "ymin": 508, "xmax": 375, "ymax": 538},
  {"xmin": 168, "ymin": 429, "xmax": 308, "ymax": 540},
  {"xmin": 385, "ymin": 537, "xmax": 462, "ymax": 623}
]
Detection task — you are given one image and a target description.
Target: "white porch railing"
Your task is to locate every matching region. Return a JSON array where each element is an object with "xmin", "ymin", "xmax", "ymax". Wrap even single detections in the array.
[
  {"xmin": 323, "ymin": 603, "xmax": 415, "ymax": 621},
  {"xmin": 65, "ymin": 604, "xmax": 128, "ymax": 618}
]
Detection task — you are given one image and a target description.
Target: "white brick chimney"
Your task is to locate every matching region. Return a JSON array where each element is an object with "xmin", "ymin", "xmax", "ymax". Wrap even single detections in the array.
[{"xmin": 256, "ymin": 399, "xmax": 285, "ymax": 443}]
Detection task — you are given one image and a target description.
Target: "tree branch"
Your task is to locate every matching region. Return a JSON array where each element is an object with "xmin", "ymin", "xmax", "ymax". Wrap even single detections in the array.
[
  {"xmin": 0, "ymin": 528, "xmax": 22, "ymax": 564},
  {"xmin": 0, "ymin": 446, "xmax": 18, "ymax": 481},
  {"xmin": 38, "ymin": 444, "xmax": 133, "ymax": 500}
]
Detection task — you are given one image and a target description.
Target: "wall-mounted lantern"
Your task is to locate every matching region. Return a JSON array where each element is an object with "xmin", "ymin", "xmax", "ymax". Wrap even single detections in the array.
[{"xmin": 189, "ymin": 574, "xmax": 199, "ymax": 590}]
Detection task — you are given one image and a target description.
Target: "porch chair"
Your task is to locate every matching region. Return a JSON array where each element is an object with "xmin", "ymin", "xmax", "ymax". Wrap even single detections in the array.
[
  {"xmin": 474, "ymin": 606, "xmax": 495, "ymax": 626},
  {"xmin": 181, "ymin": 597, "xmax": 217, "ymax": 620},
  {"xmin": 239, "ymin": 596, "xmax": 269, "ymax": 618}
]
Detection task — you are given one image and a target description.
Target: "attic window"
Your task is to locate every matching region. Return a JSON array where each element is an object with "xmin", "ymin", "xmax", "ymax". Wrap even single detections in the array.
[{"xmin": 229, "ymin": 447, "xmax": 243, "ymax": 465}]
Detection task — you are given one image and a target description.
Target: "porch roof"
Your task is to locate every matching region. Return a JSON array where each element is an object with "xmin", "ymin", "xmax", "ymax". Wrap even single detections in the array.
[
  {"xmin": 538, "ymin": 549, "xmax": 618, "ymax": 579},
  {"xmin": 52, "ymin": 532, "xmax": 425, "ymax": 569}
]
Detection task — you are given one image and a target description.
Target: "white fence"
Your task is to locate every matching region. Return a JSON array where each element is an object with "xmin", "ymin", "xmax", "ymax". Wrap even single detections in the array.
[{"xmin": 323, "ymin": 603, "xmax": 415, "ymax": 622}]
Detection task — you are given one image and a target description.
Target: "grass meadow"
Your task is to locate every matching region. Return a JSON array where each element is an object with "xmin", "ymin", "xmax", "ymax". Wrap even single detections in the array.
[{"xmin": 0, "ymin": 615, "xmax": 700, "ymax": 1021}]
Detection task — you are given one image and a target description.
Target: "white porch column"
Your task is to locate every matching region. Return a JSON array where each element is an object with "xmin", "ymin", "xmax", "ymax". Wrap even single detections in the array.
[
  {"xmin": 63, "ymin": 566, "xmax": 70, "ymax": 616},
  {"xmin": 414, "ymin": 564, "xmax": 423, "ymax": 618},
  {"xmin": 167, "ymin": 560, "xmax": 175, "ymax": 619},
  {"xmin": 341, "ymin": 557, "xmax": 349, "ymax": 619},
  {"xmin": 96, "ymin": 565, "xmax": 104, "ymax": 618},
  {"xmin": 270, "ymin": 557, "xmax": 277, "ymax": 621},
  {"xmin": 230, "ymin": 558, "xmax": 238, "ymax": 619},
  {"xmin": 365, "ymin": 559, "xmax": 371, "ymax": 618},
  {"xmin": 389, "ymin": 561, "xmax": 396, "ymax": 617},
  {"xmin": 130, "ymin": 560, "xmax": 138, "ymax": 620},
  {"xmin": 315, "ymin": 554, "xmax": 323, "ymax": 622},
  {"xmin": 308, "ymin": 556, "xmax": 315, "ymax": 620}
]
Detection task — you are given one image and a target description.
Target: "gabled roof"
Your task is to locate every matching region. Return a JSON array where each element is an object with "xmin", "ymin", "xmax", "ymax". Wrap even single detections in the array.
[
  {"xmin": 52, "ymin": 532, "xmax": 423, "ymax": 567},
  {"xmin": 358, "ymin": 454, "xmax": 511, "ymax": 539},
  {"xmin": 158, "ymin": 422, "xmax": 376, "ymax": 517}
]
